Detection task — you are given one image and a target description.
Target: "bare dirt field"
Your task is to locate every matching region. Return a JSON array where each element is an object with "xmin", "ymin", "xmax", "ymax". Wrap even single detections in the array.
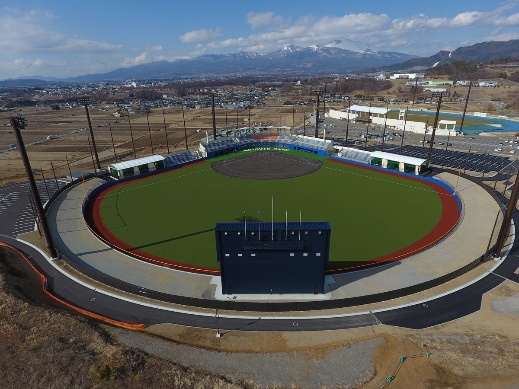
[{"xmin": 0, "ymin": 102, "xmax": 308, "ymax": 184}]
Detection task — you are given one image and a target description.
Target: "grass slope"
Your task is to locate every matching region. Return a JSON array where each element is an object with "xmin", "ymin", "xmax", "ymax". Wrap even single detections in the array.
[{"xmin": 99, "ymin": 151, "xmax": 443, "ymax": 269}]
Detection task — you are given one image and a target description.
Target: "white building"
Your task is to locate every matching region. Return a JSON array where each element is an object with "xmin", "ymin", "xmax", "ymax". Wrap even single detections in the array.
[{"xmin": 389, "ymin": 73, "xmax": 425, "ymax": 80}]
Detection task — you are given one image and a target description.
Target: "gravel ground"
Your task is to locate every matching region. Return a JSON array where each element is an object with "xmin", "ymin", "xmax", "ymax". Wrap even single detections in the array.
[{"xmin": 108, "ymin": 327, "xmax": 383, "ymax": 388}]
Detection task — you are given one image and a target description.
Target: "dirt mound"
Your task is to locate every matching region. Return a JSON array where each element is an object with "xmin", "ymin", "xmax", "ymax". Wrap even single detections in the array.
[{"xmin": 212, "ymin": 151, "xmax": 322, "ymax": 180}]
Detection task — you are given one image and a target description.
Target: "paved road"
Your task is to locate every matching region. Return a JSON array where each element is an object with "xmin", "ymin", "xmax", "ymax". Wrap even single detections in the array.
[
  {"xmin": 0, "ymin": 179, "xmax": 65, "ymax": 237},
  {"xmin": 2, "ymin": 232, "xmax": 519, "ymax": 331}
]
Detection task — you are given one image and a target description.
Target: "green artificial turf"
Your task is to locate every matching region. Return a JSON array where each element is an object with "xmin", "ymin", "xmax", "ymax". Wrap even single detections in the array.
[{"xmin": 99, "ymin": 150, "xmax": 443, "ymax": 269}]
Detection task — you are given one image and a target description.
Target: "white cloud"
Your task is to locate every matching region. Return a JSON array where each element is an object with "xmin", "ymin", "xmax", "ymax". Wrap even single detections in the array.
[
  {"xmin": 493, "ymin": 12, "xmax": 519, "ymax": 25},
  {"xmin": 246, "ymin": 12, "xmax": 286, "ymax": 29},
  {"xmin": 179, "ymin": 29, "xmax": 222, "ymax": 43},
  {"xmin": 122, "ymin": 52, "xmax": 150, "ymax": 67},
  {"xmin": 0, "ymin": 8, "xmax": 122, "ymax": 54},
  {"xmin": 486, "ymin": 31, "xmax": 519, "ymax": 41},
  {"xmin": 191, "ymin": 4, "xmax": 519, "ymax": 57}
]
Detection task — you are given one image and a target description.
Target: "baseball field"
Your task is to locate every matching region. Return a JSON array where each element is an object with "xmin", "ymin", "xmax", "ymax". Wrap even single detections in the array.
[{"xmin": 89, "ymin": 149, "xmax": 461, "ymax": 273}]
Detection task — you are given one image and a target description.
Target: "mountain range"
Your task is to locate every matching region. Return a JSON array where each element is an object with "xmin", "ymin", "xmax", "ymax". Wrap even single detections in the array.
[{"xmin": 2, "ymin": 40, "xmax": 519, "ymax": 86}]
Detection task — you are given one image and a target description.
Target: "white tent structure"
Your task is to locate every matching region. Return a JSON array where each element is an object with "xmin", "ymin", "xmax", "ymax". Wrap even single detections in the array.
[
  {"xmin": 370, "ymin": 151, "xmax": 428, "ymax": 175},
  {"xmin": 108, "ymin": 155, "xmax": 165, "ymax": 179}
]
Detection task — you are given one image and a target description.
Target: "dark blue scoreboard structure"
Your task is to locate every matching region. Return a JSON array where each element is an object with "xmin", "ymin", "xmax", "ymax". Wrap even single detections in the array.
[{"xmin": 215, "ymin": 221, "xmax": 331, "ymax": 294}]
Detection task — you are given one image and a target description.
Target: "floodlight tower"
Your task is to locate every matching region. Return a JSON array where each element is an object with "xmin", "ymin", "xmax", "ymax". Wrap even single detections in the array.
[
  {"xmin": 312, "ymin": 90, "xmax": 322, "ymax": 138},
  {"xmin": 10, "ymin": 115, "xmax": 58, "ymax": 258},
  {"xmin": 427, "ymin": 91, "xmax": 446, "ymax": 161},
  {"xmin": 211, "ymin": 93, "xmax": 217, "ymax": 140},
  {"xmin": 78, "ymin": 96, "xmax": 101, "ymax": 170}
]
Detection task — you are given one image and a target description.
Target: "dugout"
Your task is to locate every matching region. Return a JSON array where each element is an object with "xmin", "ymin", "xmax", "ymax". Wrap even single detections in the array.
[
  {"xmin": 370, "ymin": 151, "xmax": 428, "ymax": 175},
  {"xmin": 108, "ymin": 155, "xmax": 165, "ymax": 179},
  {"xmin": 216, "ymin": 221, "xmax": 331, "ymax": 294}
]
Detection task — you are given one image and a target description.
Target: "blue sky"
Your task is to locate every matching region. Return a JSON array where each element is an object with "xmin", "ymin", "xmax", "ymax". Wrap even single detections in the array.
[{"xmin": 1, "ymin": 0, "xmax": 519, "ymax": 79}]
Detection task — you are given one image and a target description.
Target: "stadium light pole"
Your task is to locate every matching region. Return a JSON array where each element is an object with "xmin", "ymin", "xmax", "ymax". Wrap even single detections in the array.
[
  {"xmin": 458, "ymin": 82, "xmax": 473, "ymax": 136},
  {"xmin": 411, "ymin": 78, "xmax": 418, "ymax": 105},
  {"xmin": 126, "ymin": 108, "xmax": 137, "ymax": 158},
  {"xmin": 381, "ymin": 104, "xmax": 388, "ymax": 151},
  {"xmin": 109, "ymin": 124, "xmax": 117, "ymax": 159},
  {"xmin": 162, "ymin": 108, "xmax": 171, "ymax": 154},
  {"xmin": 292, "ymin": 105, "xmax": 295, "ymax": 134},
  {"xmin": 146, "ymin": 112, "xmax": 154, "ymax": 154},
  {"xmin": 211, "ymin": 93, "xmax": 217, "ymax": 140},
  {"xmin": 312, "ymin": 90, "xmax": 322, "ymax": 138},
  {"xmin": 427, "ymin": 92, "xmax": 445, "ymax": 161},
  {"xmin": 182, "ymin": 103, "xmax": 188, "ymax": 150},
  {"xmin": 303, "ymin": 109, "xmax": 306, "ymax": 136},
  {"xmin": 399, "ymin": 106, "xmax": 409, "ymax": 153},
  {"xmin": 10, "ymin": 116, "xmax": 58, "ymax": 259},
  {"xmin": 365, "ymin": 103, "xmax": 372, "ymax": 148},
  {"xmin": 78, "ymin": 96, "xmax": 101, "ymax": 170},
  {"xmin": 249, "ymin": 105, "xmax": 252, "ymax": 130},
  {"xmin": 345, "ymin": 100, "xmax": 351, "ymax": 146},
  {"xmin": 493, "ymin": 170, "xmax": 519, "ymax": 257}
]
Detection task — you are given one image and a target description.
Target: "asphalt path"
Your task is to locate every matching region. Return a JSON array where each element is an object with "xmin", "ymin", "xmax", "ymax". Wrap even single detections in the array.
[
  {"xmin": 324, "ymin": 117, "xmax": 519, "ymax": 156},
  {"xmin": 1, "ymin": 224, "xmax": 518, "ymax": 331},
  {"xmin": 0, "ymin": 179, "xmax": 64, "ymax": 237}
]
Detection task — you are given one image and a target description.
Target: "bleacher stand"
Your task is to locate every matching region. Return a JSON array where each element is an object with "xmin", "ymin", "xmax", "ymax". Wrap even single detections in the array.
[
  {"xmin": 337, "ymin": 147, "xmax": 373, "ymax": 164},
  {"xmin": 164, "ymin": 150, "xmax": 203, "ymax": 168}
]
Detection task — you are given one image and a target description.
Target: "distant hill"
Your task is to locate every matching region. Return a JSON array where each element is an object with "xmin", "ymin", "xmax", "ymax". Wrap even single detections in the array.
[
  {"xmin": 4, "ymin": 40, "xmax": 519, "ymax": 86},
  {"xmin": 0, "ymin": 78, "xmax": 68, "ymax": 87},
  {"xmin": 1, "ymin": 45, "xmax": 409, "ymax": 84},
  {"xmin": 385, "ymin": 40, "xmax": 519, "ymax": 71},
  {"xmin": 63, "ymin": 45, "xmax": 416, "ymax": 83}
]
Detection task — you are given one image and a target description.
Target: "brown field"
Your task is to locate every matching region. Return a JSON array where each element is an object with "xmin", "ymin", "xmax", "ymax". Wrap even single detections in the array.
[{"xmin": 0, "ymin": 101, "xmax": 309, "ymax": 184}]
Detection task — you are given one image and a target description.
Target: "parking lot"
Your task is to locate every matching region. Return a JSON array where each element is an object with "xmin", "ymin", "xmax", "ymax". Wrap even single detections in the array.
[
  {"xmin": 0, "ymin": 179, "xmax": 65, "ymax": 237},
  {"xmin": 372, "ymin": 144, "xmax": 514, "ymax": 174}
]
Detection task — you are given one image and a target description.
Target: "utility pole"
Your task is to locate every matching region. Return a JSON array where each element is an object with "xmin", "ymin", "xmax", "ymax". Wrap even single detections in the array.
[
  {"xmin": 78, "ymin": 96, "xmax": 101, "ymax": 170},
  {"xmin": 10, "ymin": 116, "xmax": 58, "ymax": 258}
]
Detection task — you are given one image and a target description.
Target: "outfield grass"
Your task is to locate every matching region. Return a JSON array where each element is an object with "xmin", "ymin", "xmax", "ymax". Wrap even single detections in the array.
[{"xmin": 99, "ymin": 150, "xmax": 444, "ymax": 270}]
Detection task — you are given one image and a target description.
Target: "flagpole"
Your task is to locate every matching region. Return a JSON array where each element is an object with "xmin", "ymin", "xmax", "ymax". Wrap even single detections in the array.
[
  {"xmin": 258, "ymin": 210, "xmax": 260, "ymax": 241},
  {"xmin": 285, "ymin": 210, "xmax": 288, "ymax": 240},
  {"xmin": 299, "ymin": 209, "xmax": 302, "ymax": 240},
  {"xmin": 271, "ymin": 196, "xmax": 274, "ymax": 241}
]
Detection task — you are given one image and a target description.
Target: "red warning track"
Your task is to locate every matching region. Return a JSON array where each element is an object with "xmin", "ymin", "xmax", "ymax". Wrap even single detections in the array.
[{"xmin": 86, "ymin": 159, "xmax": 461, "ymax": 275}]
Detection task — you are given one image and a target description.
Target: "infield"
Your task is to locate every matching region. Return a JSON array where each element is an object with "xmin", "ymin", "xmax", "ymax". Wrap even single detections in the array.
[{"xmin": 89, "ymin": 150, "xmax": 461, "ymax": 273}]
